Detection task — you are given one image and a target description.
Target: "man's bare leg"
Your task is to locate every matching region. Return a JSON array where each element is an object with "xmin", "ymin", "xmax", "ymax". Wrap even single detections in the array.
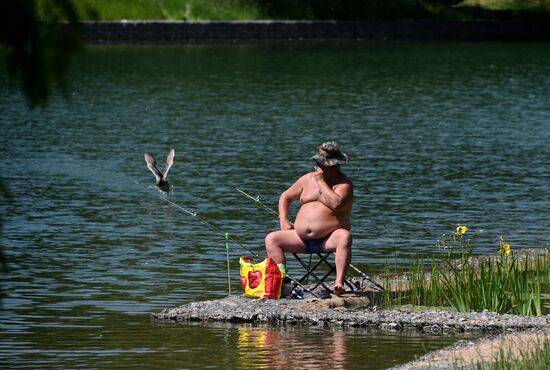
[
  {"xmin": 324, "ymin": 229, "xmax": 352, "ymax": 296},
  {"xmin": 265, "ymin": 230, "xmax": 306, "ymax": 265}
]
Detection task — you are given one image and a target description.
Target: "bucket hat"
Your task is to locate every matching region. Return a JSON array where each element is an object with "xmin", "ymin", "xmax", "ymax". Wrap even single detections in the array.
[{"xmin": 311, "ymin": 141, "xmax": 349, "ymax": 167}]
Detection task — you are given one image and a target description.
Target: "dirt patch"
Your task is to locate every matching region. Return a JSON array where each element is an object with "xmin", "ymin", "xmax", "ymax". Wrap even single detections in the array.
[{"xmin": 292, "ymin": 292, "xmax": 372, "ymax": 311}]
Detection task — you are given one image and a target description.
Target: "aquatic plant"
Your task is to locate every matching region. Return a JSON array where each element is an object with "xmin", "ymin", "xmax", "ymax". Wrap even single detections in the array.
[
  {"xmin": 500, "ymin": 236, "xmax": 511, "ymax": 255},
  {"xmin": 455, "ymin": 225, "xmax": 469, "ymax": 236},
  {"xmin": 384, "ymin": 227, "xmax": 550, "ymax": 316}
]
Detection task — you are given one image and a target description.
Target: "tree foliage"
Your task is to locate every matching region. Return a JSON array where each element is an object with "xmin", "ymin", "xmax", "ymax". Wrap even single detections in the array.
[{"xmin": 0, "ymin": 0, "xmax": 83, "ymax": 107}]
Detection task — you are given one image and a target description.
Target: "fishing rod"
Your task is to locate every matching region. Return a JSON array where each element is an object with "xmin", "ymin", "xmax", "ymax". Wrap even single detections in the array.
[
  {"xmin": 235, "ymin": 188, "xmax": 385, "ymax": 291},
  {"xmin": 157, "ymin": 195, "xmax": 322, "ymax": 298},
  {"xmin": 236, "ymin": 188, "xmax": 279, "ymax": 217},
  {"xmin": 161, "ymin": 197, "xmax": 261, "ymax": 258}
]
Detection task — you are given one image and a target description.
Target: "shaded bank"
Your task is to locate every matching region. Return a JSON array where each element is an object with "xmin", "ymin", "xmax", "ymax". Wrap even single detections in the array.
[
  {"xmin": 79, "ymin": 20, "xmax": 550, "ymax": 43},
  {"xmin": 43, "ymin": 0, "xmax": 550, "ymax": 22}
]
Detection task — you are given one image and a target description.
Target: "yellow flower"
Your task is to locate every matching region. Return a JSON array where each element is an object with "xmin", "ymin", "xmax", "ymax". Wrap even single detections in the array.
[
  {"xmin": 455, "ymin": 225, "xmax": 469, "ymax": 235},
  {"xmin": 501, "ymin": 244, "xmax": 511, "ymax": 255}
]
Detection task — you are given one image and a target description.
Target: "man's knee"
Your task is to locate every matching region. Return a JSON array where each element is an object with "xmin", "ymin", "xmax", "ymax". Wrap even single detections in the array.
[
  {"xmin": 265, "ymin": 231, "xmax": 280, "ymax": 251},
  {"xmin": 335, "ymin": 229, "xmax": 352, "ymax": 248},
  {"xmin": 324, "ymin": 229, "xmax": 352, "ymax": 253}
]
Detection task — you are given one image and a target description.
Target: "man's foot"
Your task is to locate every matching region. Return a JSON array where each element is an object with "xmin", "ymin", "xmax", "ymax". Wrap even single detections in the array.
[{"xmin": 333, "ymin": 286, "xmax": 346, "ymax": 296}]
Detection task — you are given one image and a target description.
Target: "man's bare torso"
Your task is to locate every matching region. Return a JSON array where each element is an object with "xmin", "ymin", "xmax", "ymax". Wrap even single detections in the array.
[{"xmin": 293, "ymin": 173, "xmax": 352, "ymax": 240}]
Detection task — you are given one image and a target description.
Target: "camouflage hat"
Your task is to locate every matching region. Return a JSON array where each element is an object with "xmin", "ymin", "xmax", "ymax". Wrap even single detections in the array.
[{"xmin": 311, "ymin": 141, "xmax": 349, "ymax": 167}]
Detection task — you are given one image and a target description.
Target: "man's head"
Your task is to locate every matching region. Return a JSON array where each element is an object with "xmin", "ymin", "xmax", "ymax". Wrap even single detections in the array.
[{"xmin": 311, "ymin": 141, "xmax": 349, "ymax": 167}]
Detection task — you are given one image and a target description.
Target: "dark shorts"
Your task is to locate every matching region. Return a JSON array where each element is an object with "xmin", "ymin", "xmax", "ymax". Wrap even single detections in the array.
[{"xmin": 303, "ymin": 237, "xmax": 327, "ymax": 254}]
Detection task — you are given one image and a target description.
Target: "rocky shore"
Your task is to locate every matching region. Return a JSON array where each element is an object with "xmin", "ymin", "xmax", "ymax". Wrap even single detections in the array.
[
  {"xmin": 151, "ymin": 294, "xmax": 549, "ymax": 335},
  {"xmin": 152, "ymin": 248, "xmax": 549, "ymax": 335},
  {"xmin": 152, "ymin": 248, "xmax": 549, "ymax": 367}
]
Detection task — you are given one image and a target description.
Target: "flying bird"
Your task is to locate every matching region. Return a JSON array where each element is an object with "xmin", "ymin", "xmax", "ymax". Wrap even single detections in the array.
[{"xmin": 144, "ymin": 149, "xmax": 175, "ymax": 192}]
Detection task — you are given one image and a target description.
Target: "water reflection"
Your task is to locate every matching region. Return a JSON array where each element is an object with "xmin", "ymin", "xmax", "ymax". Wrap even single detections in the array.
[
  {"xmin": 1, "ymin": 313, "xmax": 467, "ymax": 369},
  {"xmin": 238, "ymin": 327, "xmax": 347, "ymax": 369},
  {"xmin": 234, "ymin": 325, "xmax": 465, "ymax": 370}
]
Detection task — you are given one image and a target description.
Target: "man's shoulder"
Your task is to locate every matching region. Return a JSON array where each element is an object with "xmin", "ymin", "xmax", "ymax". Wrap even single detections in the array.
[
  {"xmin": 298, "ymin": 172, "xmax": 314, "ymax": 181},
  {"xmin": 287, "ymin": 172, "xmax": 313, "ymax": 191},
  {"xmin": 339, "ymin": 174, "xmax": 353, "ymax": 187}
]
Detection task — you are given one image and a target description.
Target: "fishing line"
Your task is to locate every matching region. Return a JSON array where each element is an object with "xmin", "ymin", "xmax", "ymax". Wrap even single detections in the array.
[
  {"xmin": 156, "ymin": 194, "xmax": 321, "ymax": 298},
  {"xmin": 236, "ymin": 188, "xmax": 279, "ymax": 217},
  {"xmin": 160, "ymin": 196, "xmax": 260, "ymax": 258},
  {"xmin": 235, "ymin": 187, "xmax": 384, "ymax": 291}
]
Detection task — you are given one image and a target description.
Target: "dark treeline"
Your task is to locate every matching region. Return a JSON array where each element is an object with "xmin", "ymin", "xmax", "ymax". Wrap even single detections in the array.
[{"xmin": 255, "ymin": 0, "xmax": 550, "ymax": 20}]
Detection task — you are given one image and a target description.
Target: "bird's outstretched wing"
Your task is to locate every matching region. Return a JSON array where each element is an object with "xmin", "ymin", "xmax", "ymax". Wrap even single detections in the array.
[
  {"xmin": 144, "ymin": 153, "xmax": 163, "ymax": 184},
  {"xmin": 163, "ymin": 149, "xmax": 175, "ymax": 181}
]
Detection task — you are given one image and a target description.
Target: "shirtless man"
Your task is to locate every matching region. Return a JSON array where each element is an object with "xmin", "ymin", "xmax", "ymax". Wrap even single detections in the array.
[{"xmin": 265, "ymin": 141, "xmax": 353, "ymax": 296}]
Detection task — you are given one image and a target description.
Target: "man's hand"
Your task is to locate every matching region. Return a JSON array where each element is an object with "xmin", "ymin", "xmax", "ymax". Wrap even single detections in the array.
[
  {"xmin": 280, "ymin": 219, "xmax": 294, "ymax": 230},
  {"xmin": 313, "ymin": 165, "xmax": 325, "ymax": 183}
]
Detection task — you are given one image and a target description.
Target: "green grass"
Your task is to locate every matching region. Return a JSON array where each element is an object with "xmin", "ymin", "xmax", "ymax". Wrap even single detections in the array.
[
  {"xmin": 477, "ymin": 340, "xmax": 550, "ymax": 370},
  {"xmin": 37, "ymin": 0, "xmax": 262, "ymax": 20},
  {"xmin": 382, "ymin": 232, "xmax": 550, "ymax": 316},
  {"xmin": 35, "ymin": 0, "xmax": 550, "ymax": 21}
]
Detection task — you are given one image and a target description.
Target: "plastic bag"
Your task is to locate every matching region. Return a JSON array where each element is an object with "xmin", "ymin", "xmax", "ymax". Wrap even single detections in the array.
[{"xmin": 239, "ymin": 256, "xmax": 285, "ymax": 299}]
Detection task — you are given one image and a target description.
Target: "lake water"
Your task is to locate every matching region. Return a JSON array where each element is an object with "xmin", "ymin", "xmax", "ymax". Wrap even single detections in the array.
[{"xmin": 1, "ymin": 42, "xmax": 549, "ymax": 368}]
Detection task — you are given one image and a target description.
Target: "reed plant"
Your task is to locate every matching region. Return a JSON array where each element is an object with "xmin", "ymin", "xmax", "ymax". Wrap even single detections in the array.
[
  {"xmin": 407, "ymin": 256, "xmax": 444, "ymax": 307},
  {"xmin": 382, "ymin": 258, "xmax": 405, "ymax": 307},
  {"xmin": 383, "ymin": 226, "xmax": 550, "ymax": 316}
]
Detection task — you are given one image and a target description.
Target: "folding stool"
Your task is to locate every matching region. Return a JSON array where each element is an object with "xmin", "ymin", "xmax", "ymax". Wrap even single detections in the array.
[{"xmin": 291, "ymin": 252, "xmax": 356, "ymax": 294}]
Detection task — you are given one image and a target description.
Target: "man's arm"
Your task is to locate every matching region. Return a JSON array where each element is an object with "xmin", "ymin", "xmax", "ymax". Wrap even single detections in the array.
[
  {"xmin": 278, "ymin": 176, "xmax": 304, "ymax": 230},
  {"xmin": 318, "ymin": 181, "xmax": 353, "ymax": 210},
  {"xmin": 314, "ymin": 169, "xmax": 353, "ymax": 211}
]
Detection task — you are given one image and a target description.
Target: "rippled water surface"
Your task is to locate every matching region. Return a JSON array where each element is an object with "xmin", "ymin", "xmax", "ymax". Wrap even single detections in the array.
[{"xmin": 1, "ymin": 43, "xmax": 549, "ymax": 368}]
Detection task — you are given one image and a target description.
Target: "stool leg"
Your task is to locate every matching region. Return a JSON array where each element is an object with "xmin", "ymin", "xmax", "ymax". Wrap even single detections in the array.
[{"xmin": 292, "ymin": 253, "xmax": 333, "ymax": 293}]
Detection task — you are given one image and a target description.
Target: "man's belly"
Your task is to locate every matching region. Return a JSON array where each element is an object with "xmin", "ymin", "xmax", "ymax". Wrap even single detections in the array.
[{"xmin": 294, "ymin": 201, "xmax": 350, "ymax": 239}]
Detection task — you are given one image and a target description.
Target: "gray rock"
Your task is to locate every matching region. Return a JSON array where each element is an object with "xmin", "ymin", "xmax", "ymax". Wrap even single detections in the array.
[{"xmin": 151, "ymin": 294, "xmax": 549, "ymax": 334}]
